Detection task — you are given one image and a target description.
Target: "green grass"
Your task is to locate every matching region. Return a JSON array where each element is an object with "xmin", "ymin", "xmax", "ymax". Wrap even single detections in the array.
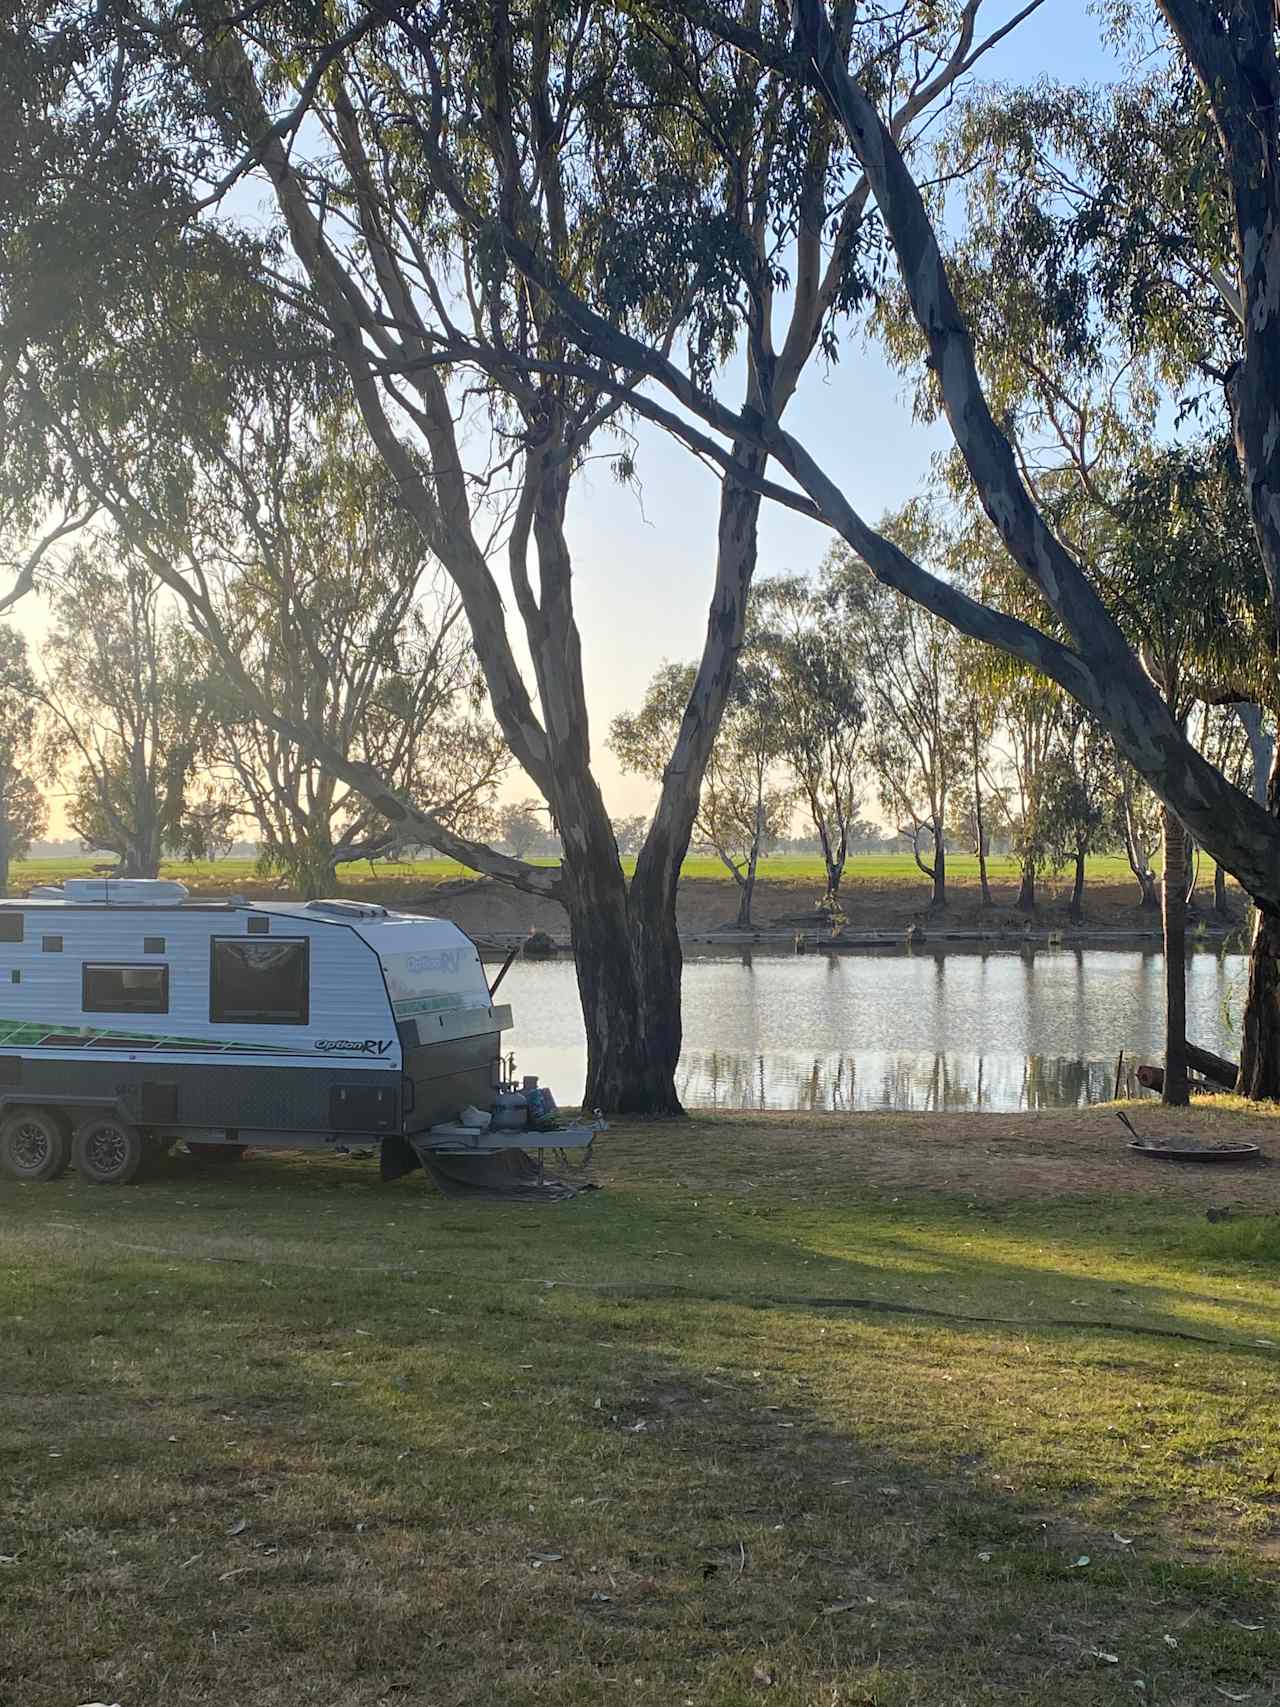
[
  {"xmin": 10, "ymin": 849, "xmax": 1153, "ymax": 892},
  {"xmin": 3, "ymin": 1114, "xmax": 1278, "ymax": 1706}
]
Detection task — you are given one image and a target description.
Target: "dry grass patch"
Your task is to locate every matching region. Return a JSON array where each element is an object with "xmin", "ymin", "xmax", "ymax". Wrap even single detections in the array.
[{"xmin": 2, "ymin": 1109, "xmax": 1279, "ymax": 1706}]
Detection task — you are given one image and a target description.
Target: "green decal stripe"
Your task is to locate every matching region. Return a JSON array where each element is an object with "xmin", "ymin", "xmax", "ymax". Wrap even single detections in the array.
[{"xmin": 0, "ymin": 1019, "xmax": 296, "ymax": 1055}]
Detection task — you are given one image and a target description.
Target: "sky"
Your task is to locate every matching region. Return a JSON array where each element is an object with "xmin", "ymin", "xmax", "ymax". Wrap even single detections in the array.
[{"xmin": 10, "ymin": 0, "xmax": 1125, "ymax": 837}]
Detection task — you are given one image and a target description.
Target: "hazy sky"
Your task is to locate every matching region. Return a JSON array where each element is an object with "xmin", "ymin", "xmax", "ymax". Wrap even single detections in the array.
[{"xmin": 12, "ymin": 0, "xmax": 1122, "ymax": 836}]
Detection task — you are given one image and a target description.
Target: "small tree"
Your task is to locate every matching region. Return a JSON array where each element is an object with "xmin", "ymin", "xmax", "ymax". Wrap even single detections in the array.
[
  {"xmin": 1039, "ymin": 713, "xmax": 1117, "ymax": 924},
  {"xmin": 756, "ymin": 572, "xmax": 866, "ymax": 911},
  {"xmin": 610, "ymin": 815, "xmax": 650, "ymax": 858},
  {"xmin": 0, "ymin": 627, "xmax": 44, "ymax": 893},
  {"xmin": 612, "ymin": 661, "xmax": 791, "ymax": 930},
  {"xmin": 834, "ymin": 564, "xmax": 963, "ymax": 911},
  {"xmin": 204, "ymin": 411, "xmax": 508, "ymax": 899},
  {"xmin": 38, "ymin": 554, "xmax": 201, "ymax": 878},
  {"xmin": 499, "ymin": 800, "xmax": 546, "ymax": 860}
]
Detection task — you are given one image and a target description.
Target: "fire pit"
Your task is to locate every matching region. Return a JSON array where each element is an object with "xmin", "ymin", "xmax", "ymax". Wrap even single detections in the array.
[{"xmin": 1116, "ymin": 1112, "xmax": 1263, "ymax": 1164}]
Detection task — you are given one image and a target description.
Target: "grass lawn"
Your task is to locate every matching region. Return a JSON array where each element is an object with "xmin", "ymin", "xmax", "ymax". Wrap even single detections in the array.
[
  {"xmin": 2, "ymin": 1110, "xmax": 1279, "ymax": 1705},
  {"xmin": 10, "ymin": 849, "xmax": 1162, "ymax": 893}
]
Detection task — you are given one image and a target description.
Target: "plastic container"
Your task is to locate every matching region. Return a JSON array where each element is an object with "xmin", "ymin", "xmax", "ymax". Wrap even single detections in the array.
[{"xmin": 460, "ymin": 1105, "xmax": 492, "ymax": 1130}]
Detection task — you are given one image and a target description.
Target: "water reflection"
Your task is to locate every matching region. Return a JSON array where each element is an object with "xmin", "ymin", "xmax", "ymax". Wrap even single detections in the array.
[
  {"xmin": 499, "ymin": 944, "xmax": 1246, "ymax": 1114},
  {"xmin": 676, "ymin": 1048, "xmax": 1124, "ymax": 1112}
]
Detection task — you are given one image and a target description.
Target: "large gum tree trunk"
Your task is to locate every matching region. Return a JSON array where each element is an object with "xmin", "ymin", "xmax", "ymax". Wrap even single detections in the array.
[
  {"xmin": 1240, "ymin": 748, "xmax": 1280, "ymax": 1099},
  {"xmin": 1161, "ymin": 806, "xmax": 1189, "ymax": 1106},
  {"xmin": 564, "ymin": 840, "xmax": 683, "ymax": 1116}
]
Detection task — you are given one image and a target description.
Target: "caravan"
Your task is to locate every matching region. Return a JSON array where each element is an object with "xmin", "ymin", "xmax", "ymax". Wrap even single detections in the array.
[{"xmin": 0, "ymin": 879, "xmax": 522, "ymax": 1184}]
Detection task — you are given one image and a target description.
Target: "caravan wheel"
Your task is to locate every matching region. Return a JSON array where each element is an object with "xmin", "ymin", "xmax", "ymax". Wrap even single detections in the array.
[
  {"xmin": 0, "ymin": 1106, "xmax": 71, "ymax": 1182},
  {"xmin": 73, "ymin": 1115, "xmax": 144, "ymax": 1185}
]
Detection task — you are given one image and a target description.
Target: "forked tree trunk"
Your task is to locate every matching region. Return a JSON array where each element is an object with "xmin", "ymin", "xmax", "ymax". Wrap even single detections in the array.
[{"xmin": 1161, "ymin": 806, "xmax": 1189, "ymax": 1107}]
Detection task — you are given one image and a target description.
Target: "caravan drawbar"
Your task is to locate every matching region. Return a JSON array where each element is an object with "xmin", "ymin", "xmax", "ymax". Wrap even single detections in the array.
[{"xmin": 0, "ymin": 880, "xmax": 514, "ymax": 1184}]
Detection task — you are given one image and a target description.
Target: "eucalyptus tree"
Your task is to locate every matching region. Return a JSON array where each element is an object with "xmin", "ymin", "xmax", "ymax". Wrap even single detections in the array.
[
  {"xmin": 611, "ymin": 660, "xmax": 792, "ymax": 930},
  {"xmin": 466, "ymin": 2, "xmax": 1280, "ymax": 926},
  {"xmin": 1118, "ymin": 768, "xmax": 1162, "ymax": 913},
  {"xmin": 0, "ymin": 627, "xmax": 46, "ymax": 893},
  {"xmin": 1196, "ymin": 705, "xmax": 1253, "ymax": 917},
  {"xmin": 753, "ymin": 571, "xmax": 866, "ymax": 911},
  {"xmin": 35, "ymin": 553, "xmax": 204, "ymax": 879},
  {"xmin": 1098, "ymin": 443, "xmax": 1267, "ymax": 1099},
  {"xmin": 2, "ymin": 0, "xmax": 1020, "ymax": 1111},
  {"xmin": 202, "ymin": 410, "xmax": 507, "ymax": 900},
  {"xmin": 498, "ymin": 800, "xmax": 548, "ymax": 860},
  {"xmin": 1037, "ymin": 712, "xmax": 1118, "ymax": 926},
  {"xmin": 829, "ymin": 560, "xmax": 964, "ymax": 912}
]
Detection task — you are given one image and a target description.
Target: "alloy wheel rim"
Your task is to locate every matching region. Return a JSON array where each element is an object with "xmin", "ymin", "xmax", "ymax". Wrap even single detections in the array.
[
  {"xmin": 11, "ymin": 1120, "xmax": 50, "ymax": 1171},
  {"xmin": 86, "ymin": 1124, "xmax": 127, "ymax": 1174}
]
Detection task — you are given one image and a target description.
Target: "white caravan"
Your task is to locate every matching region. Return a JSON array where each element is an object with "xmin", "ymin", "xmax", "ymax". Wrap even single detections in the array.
[{"xmin": 0, "ymin": 880, "xmax": 519, "ymax": 1184}]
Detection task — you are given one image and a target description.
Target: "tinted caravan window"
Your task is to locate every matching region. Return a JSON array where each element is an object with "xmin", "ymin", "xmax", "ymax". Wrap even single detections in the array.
[
  {"xmin": 83, "ymin": 963, "xmax": 170, "ymax": 1014},
  {"xmin": 210, "ymin": 938, "xmax": 309, "ymax": 1025}
]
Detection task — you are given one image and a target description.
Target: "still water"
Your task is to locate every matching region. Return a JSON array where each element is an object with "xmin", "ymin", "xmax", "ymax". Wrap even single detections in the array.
[{"xmin": 499, "ymin": 946, "xmax": 1248, "ymax": 1112}]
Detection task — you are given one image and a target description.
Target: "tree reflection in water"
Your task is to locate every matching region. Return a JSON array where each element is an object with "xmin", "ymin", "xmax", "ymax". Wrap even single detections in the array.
[
  {"xmin": 507, "ymin": 946, "xmax": 1243, "ymax": 1112},
  {"xmin": 678, "ymin": 1050, "xmax": 1143, "ymax": 1112}
]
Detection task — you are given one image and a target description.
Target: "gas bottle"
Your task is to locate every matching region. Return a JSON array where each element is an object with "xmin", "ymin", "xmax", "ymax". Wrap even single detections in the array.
[{"xmin": 491, "ymin": 1087, "xmax": 529, "ymax": 1131}]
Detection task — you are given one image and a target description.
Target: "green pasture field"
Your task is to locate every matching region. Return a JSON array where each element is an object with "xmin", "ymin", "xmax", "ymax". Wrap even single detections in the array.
[
  {"xmin": 8, "ymin": 848, "xmax": 1158, "ymax": 894},
  {"xmin": 2, "ymin": 1108, "xmax": 1277, "ymax": 1705}
]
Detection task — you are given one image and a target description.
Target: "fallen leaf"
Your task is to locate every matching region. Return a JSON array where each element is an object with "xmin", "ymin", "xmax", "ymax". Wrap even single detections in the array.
[
  {"xmin": 531, "ymin": 1551, "xmax": 562, "ymax": 1563},
  {"xmin": 1214, "ymin": 1691, "xmax": 1252, "ymax": 1702},
  {"xmin": 977, "ymin": 1552, "xmax": 993, "ymax": 1562},
  {"xmin": 1230, "ymin": 1621, "xmax": 1265, "ymax": 1631},
  {"xmin": 590, "ymin": 1591, "xmax": 612, "ymax": 1603},
  {"xmin": 226, "ymin": 1518, "xmax": 248, "ymax": 1537},
  {"xmin": 1112, "ymin": 1532, "xmax": 1134, "ymax": 1546},
  {"xmin": 1090, "ymin": 1650, "xmax": 1120, "ymax": 1664},
  {"xmin": 751, "ymin": 1662, "xmax": 774, "ymax": 1688},
  {"xmin": 822, "ymin": 1600, "xmax": 860, "ymax": 1615},
  {"xmin": 0, "ymin": 1554, "xmax": 18, "ymax": 1566}
]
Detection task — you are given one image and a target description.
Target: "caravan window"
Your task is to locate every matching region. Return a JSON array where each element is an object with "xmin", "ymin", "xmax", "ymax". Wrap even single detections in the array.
[
  {"xmin": 83, "ymin": 963, "xmax": 170, "ymax": 1014},
  {"xmin": 210, "ymin": 937, "xmax": 309, "ymax": 1025}
]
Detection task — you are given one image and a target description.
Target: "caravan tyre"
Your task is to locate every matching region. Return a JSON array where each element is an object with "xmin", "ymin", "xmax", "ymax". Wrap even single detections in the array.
[
  {"xmin": 0, "ymin": 1106, "xmax": 71, "ymax": 1182},
  {"xmin": 73, "ymin": 1115, "xmax": 144, "ymax": 1185}
]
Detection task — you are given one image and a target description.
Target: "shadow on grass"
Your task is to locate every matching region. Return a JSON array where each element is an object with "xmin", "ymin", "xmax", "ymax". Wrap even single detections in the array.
[
  {"xmin": 3, "ymin": 1157, "xmax": 1279, "ymax": 1705},
  {"xmin": 18, "ymin": 1142, "xmax": 1279, "ymax": 1348}
]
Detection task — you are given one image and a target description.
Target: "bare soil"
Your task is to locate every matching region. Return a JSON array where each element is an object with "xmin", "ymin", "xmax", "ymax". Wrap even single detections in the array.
[
  {"xmin": 370, "ymin": 872, "xmax": 1247, "ymax": 944},
  {"xmin": 617, "ymin": 1104, "xmax": 1280, "ymax": 1209}
]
